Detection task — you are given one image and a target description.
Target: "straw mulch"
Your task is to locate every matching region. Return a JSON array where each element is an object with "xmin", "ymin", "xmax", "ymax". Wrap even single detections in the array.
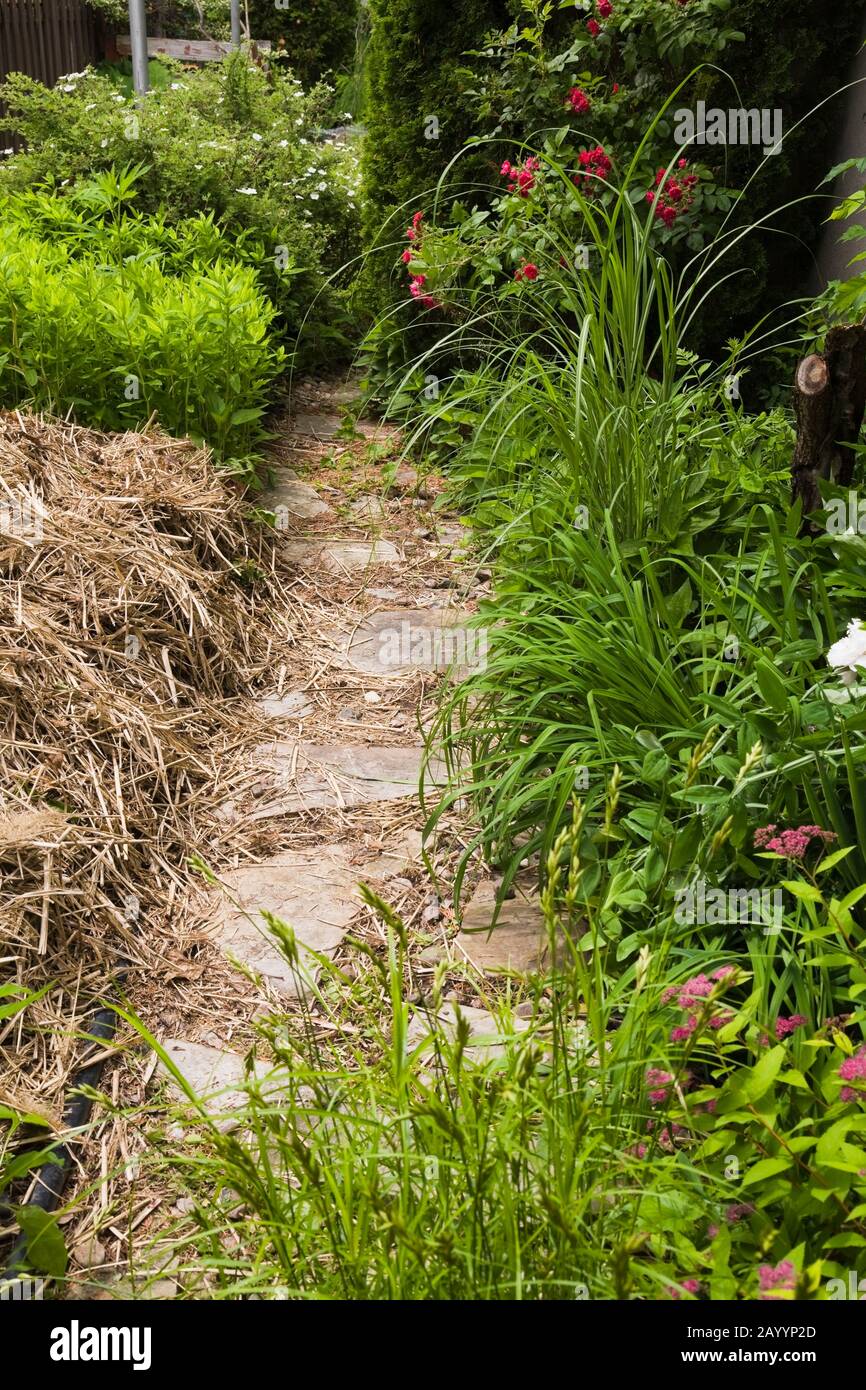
[{"xmin": 0, "ymin": 411, "xmax": 290, "ymax": 1118}]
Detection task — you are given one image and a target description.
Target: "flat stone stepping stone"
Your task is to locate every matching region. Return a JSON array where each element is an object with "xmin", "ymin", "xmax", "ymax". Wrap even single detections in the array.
[
  {"xmin": 350, "ymin": 495, "xmax": 388, "ymax": 522},
  {"xmin": 266, "ymin": 469, "xmax": 331, "ymax": 520},
  {"xmin": 292, "ymin": 412, "xmax": 342, "ymax": 440},
  {"xmin": 159, "ymin": 1040, "xmax": 282, "ymax": 1121},
  {"xmin": 257, "ymin": 690, "xmax": 315, "ymax": 719},
  {"xmin": 341, "ymin": 607, "xmax": 486, "ymax": 677},
  {"xmin": 282, "ymin": 538, "xmax": 400, "ymax": 574},
  {"xmin": 214, "ymin": 846, "xmax": 365, "ymax": 996},
  {"xmin": 406, "ymin": 1003, "xmax": 529, "ymax": 1063},
  {"xmin": 254, "ymin": 740, "xmax": 445, "ymax": 814},
  {"xmin": 213, "ymin": 836, "xmax": 424, "ymax": 996},
  {"xmin": 355, "ymin": 419, "xmax": 400, "ymax": 442},
  {"xmin": 439, "ymin": 880, "xmax": 576, "ymax": 974}
]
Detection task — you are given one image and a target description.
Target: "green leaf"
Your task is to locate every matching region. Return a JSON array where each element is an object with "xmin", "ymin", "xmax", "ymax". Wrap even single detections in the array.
[
  {"xmin": 720, "ymin": 1045, "xmax": 785, "ymax": 1109},
  {"xmin": 780, "ymin": 879, "xmax": 823, "ymax": 903},
  {"xmin": 755, "ymin": 658, "xmax": 788, "ymax": 712},
  {"xmin": 816, "ymin": 845, "xmax": 855, "ymax": 875},
  {"xmin": 15, "ymin": 1206, "xmax": 67, "ymax": 1278},
  {"xmin": 741, "ymin": 1155, "xmax": 791, "ymax": 1186}
]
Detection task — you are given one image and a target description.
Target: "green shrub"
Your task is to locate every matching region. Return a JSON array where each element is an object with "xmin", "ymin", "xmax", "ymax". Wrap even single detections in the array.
[
  {"xmin": 0, "ymin": 51, "xmax": 361, "ymax": 363},
  {"xmin": 0, "ymin": 169, "xmax": 283, "ymax": 474}
]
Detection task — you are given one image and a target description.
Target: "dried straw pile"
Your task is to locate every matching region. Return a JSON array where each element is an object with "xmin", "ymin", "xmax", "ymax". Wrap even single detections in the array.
[{"xmin": 0, "ymin": 412, "xmax": 287, "ymax": 1109}]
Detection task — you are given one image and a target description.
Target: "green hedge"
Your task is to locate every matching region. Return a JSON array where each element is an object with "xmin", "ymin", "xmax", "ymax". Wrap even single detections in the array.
[{"xmin": 360, "ymin": 0, "xmax": 511, "ymax": 308}]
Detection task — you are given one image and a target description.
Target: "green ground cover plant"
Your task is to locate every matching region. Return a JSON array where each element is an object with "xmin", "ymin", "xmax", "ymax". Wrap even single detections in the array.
[{"xmin": 0, "ymin": 167, "xmax": 283, "ymax": 472}]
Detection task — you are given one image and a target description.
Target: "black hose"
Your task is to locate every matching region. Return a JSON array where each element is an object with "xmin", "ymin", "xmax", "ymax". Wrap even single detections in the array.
[{"xmin": 0, "ymin": 1001, "xmax": 119, "ymax": 1286}]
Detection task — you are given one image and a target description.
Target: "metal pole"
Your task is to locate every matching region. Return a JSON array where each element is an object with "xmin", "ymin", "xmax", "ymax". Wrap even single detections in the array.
[
  {"xmin": 128, "ymin": 0, "xmax": 149, "ymax": 97},
  {"xmin": 231, "ymin": 0, "xmax": 241, "ymax": 48}
]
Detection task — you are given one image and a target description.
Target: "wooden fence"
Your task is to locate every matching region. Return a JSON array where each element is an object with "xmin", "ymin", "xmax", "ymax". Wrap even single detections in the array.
[{"xmin": 0, "ymin": 0, "xmax": 106, "ymax": 148}]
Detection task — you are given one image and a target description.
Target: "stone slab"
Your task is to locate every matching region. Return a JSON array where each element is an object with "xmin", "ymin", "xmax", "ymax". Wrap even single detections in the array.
[
  {"xmin": 446, "ymin": 880, "xmax": 570, "ymax": 974},
  {"xmin": 253, "ymin": 741, "xmax": 445, "ymax": 814},
  {"xmin": 282, "ymin": 539, "xmax": 400, "ymax": 574},
  {"xmin": 266, "ymin": 469, "xmax": 331, "ymax": 520},
  {"xmin": 406, "ymin": 1003, "xmax": 530, "ymax": 1063},
  {"xmin": 341, "ymin": 607, "xmax": 485, "ymax": 677},
  {"xmin": 291, "ymin": 412, "xmax": 342, "ymax": 440},
  {"xmin": 256, "ymin": 690, "xmax": 315, "ymax": 720},
  {"xmin": 214, "ymin": 846, "xmax": 364, "ymax": 995},
  {"xmin": 159, "ymin": 1039, "xmax": 282, "ymax": 1122},
  {"xmin": 213, "ymin": 834, "xmax": 425, "ymax": 995}
]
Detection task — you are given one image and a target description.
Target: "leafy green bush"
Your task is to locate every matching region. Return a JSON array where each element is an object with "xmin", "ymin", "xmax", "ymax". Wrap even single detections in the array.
[
  {"xmin": 0, "ymin": 168, "xmax": 283, "ymax": 474},
  {"xmin": 0, "ymin": 51, "xmax": 361, "ymax": 362}
]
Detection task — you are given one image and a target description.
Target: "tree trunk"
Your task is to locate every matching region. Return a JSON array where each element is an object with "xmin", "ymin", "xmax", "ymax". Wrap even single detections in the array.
[{"xmin": 791, "ymin": 323, "xmax": 866, "ymax": 522}]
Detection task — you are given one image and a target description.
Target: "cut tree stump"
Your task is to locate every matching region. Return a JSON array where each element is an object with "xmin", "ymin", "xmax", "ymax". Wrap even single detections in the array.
[{"xmin": 791, "ymin": 324, "xmax": 866, "ymax": 521}]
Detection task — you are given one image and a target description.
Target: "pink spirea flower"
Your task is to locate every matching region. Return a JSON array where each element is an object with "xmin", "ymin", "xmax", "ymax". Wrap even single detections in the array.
[
  {"xmin": 667, "ymin": 1277, "xmax": 700, "ymax": 1299},
  {"xmin": 598, "ymin": 0, "xmax": 613, "ymax": 16},
  {"xmin": 645, "ymin": 1067, "xmax": 673, "ymax": 1103},
  {"xmin": 671, "ymin": 1017, "xmax": 698, "ymax": 1042},
  {"xmin": 678, "ymin": 974, "xmax": 713, "ymax": 1007},
  {"xmin": 839, "ymin": 1046, "xmax": 866, "ymax": 1102},
  {"xmin": 586, "ymin": 18, "xmax": 600, "ymax": 36},
  {"xmin": 759, "ymin": 1260, "xmax": 797, "ymax": 1299},
  {"xmin": 775, "ymin": 1014, "xmax": 808, "ymax": 1040},
  {"xmin": 726, "ymin": 1203, "xmax": 753, "ymax": 1223},
  {"xmin": 401, "ymin": 248, "xmax": 412, "ymax": 264},
  {"xmin": 754, "ymin": 824, "xmax": 836, "ymax": 859},
  {"xmin": 568, "ymin": 87, "xmax": 591, "ymax": 115}
]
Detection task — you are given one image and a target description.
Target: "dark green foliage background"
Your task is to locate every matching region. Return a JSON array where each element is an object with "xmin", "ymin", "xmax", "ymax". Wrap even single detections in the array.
[
  {"xmin": 360, "ymin": 0, "xmax": 511, "ymax": 309},
  {"xmin": 361, "ymin": 0, "xmax": 866, "ymax": 355}
]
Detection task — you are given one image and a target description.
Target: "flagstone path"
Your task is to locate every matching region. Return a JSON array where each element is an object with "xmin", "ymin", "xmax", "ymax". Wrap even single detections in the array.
[{"xmin": 155, "ymin": 376, "xmax": 552, "ymax": 1108}]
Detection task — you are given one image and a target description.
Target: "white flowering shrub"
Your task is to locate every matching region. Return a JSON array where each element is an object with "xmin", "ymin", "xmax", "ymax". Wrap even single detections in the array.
[{"xmin": 0, "ymin": 51, "xmax": 361, "ymax": 362}]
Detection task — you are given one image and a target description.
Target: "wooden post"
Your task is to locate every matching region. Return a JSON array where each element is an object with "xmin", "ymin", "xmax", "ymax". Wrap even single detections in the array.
[{"xmin": 792, "ymin": 323, "xmax": 866, "ymax": 520}]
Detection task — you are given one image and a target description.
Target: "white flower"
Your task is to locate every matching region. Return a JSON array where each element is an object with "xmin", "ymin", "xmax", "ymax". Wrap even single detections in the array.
[
  {"xmin": 309, "ymin": 192, "xmax": 319, "ymax": 200},
  {"xmin": 317, "ymin": 181, "xmax": 327, "ymax": 191},
  {"xmin": 251, "ymin": 132, "xmax": 262, "ymax": 142},
  {"xmin": 170, "ymin": 82, "xmax": 186, "ymax": 90},
  {"xmin": 235, "ymin": 187, "xmax": 257, "ymax": 196},
  {"xmin": 278, "ymin": 139, "xmax": 288, "ymax": 147},
  {"xmin": 827, "ymin": 620, "xmax": 866, "ymax": 685}
]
